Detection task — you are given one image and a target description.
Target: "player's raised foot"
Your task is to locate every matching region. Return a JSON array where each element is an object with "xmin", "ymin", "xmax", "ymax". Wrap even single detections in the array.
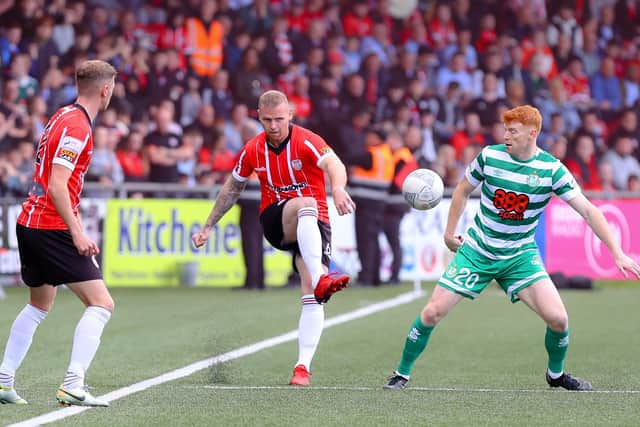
[
  {"xmin": 289, "ymin": 364, "xmax": 311, "ymax": 386},
  {"xmin": 0, "ymin": 385, "xmax": 27, "ymax": 404},
  {"xmin": 314, "ymin": 272, "xmax": 350, "ymax": 304},
  {"xmin": 56, "ymin": 385, "xmax": 109, "ymax": 407},
  {"xmin": 546, "ymin": 372, "xmax": 593, "ymax": 391},
  {"xmin": 383, "ymin": 372, "xmax": 409, "ymax": 390}
]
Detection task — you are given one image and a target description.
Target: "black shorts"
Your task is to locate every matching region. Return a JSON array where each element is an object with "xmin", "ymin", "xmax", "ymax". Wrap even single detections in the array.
[
  {"xmin": 260, "ymin": 200, "xmax": 332, "ymax": 268},
  {"xmin": 16, "ymin": 223, "xmax": 103, "ymax": 287}
]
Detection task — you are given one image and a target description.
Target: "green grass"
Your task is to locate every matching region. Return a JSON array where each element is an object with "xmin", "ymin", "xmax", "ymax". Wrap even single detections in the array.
[{"xmin": 0, "ymin": 282, "xmax": 639, "ymax": 426}]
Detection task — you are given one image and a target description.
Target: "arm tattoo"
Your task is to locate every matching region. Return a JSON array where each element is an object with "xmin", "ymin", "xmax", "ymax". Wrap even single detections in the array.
[{"xmin": 204, "ymin": 178, "xmax": 247, "ymax": 229}]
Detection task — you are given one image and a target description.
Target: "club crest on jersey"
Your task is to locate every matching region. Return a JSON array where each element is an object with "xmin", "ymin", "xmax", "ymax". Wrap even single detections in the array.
[
  {"xmin": 291, "ymin": 159, "xmax": 302, "ymax": 170},
  {"xmin": 527, "ymin": 173, "xmax": 540, "ymax": 187}
]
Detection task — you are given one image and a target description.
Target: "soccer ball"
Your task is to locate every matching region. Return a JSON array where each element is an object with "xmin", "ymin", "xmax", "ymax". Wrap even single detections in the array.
[{"xmin": 402, "ymin": 169, "xmax": 444, "ymax": 210}]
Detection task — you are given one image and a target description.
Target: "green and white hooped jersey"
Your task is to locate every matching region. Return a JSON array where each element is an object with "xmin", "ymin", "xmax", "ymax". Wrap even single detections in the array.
[{"xmin": 463, "ymin": 144, "xmax": 581, "ymax": 260}]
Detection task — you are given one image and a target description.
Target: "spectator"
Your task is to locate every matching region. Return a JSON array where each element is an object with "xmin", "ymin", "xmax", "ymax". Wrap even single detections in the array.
[
  {"xmin": 468, "ymin": 73, "xmax": 506, "ymax": 128},
  {"xmin": 116, "ymin": 130, "xmax": 147, "ymax": 182},
  {"xmin": 622, "ymin": 64, "xmax": 640, "ymax": 108},
  {"xmin": 433, "ymin": 81, "xmax": 464, "ymax": 141},
  {"xmin": 436, "ymin": 52, "xmax": 473, "ymax": 100},
  {"xmin": 590, "ymin": 56, "xmax": 623, "ymax": 115},
  {"xmin": 86, "ymin": 126, "xmax": 124, "ymax": 196},
  {"xmin": 449, "ymin": 111, "xmax": 486, "ymax": 159},
  {"xmin": 0, "ymin": 22, "xmax": 23, "ymax": 69},
  {"xmin": 342, "ymin": 1, "xmax": 373, "ymax": 37},
  {"xmin": 143, "ymin": 104, "xmax": 189, "ymax": 183},
  {"xmin": 232, "ymin": 47, "xmax": 272, "ymax": 111},
  {"xmin": 602, "ymin": 134, "xmax": 640, "ymax": 190},
  {"xmin": 597, "ymin": 160, "xmax": 617, "ymax": 193},
  {"xmin": 560, "ymin": 55, "xmax": 591, "ymax": 109},
  {"xmin": 222, "ymin": 103, "xmax": 260, "ymax": 155},
  {"xmin": 185, "ymin": 0, "xmax": 224, "ymax": 78},
  {"xmin": 202, "ymin": 69, "xmax": 234, "ymax": 121},
  {"xmin": 431, "ymin": 143, "xmax": 460, "ymax": 188},
  {"xmin": 564, "ymin": 134, "xmax": 601, "ymax": 191},
  {"xmin": 536, "ymin": 78, "xmax": 581, "ymax": 135}
]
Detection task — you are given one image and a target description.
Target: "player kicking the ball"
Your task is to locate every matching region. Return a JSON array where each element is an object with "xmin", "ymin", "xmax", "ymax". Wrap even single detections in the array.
[
  {"xmin": 193, "ymin": 90, "xmax": 355, "ymax": 386},
  {"xmin": 384, "ymin": 105, "xmax": 640, "ymax": 391},
  {"xmin": 0, "ymin": 60, "xmax": 116, "ymax": 406}
]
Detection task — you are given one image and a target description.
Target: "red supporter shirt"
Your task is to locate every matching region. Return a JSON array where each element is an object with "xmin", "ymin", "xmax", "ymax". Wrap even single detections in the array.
[
  {"xmin": 18, "ymin": 104, "xmax": 93, "ymax": 230},
  {"xmin": 232, "ymin": 125, "xmax": 334, "ymax": 223}
]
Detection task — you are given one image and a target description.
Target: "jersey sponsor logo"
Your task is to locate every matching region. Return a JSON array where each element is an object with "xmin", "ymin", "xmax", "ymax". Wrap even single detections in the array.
[
  {"xmin": 291, "ymin": 159, "xmax": 302, "ymax": 170},
  {"xmin": 57, "ymin": 148, "xmax": 78, "ymax": 163},
  {"xmin": 60, "ymin": 135, "xmax": 83, "ymax": 151},
  {"xmin": 492, "ymin": 189, "xmax": 530, "ymax": 221},
  {"xmin": 268, "ymin": 181, "xmax": 308, "ymax": 193}
]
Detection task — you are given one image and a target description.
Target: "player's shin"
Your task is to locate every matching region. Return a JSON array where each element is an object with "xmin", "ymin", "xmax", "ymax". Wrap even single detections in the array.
[
  {"xmin": 63, "ymin": 306, "xmax": 111, "ymax": 390},
  {"xmin": 545, "ymin": 327, "xmax": 569, "ymax": 377},
  {"xmin": 296, "ymin": 295, "xmax": 324, "ymax": 370},
  {"xmin": 0, "ymin": 304, "xmax": 48, "ymax": 388},
  {"xmin": 296, "ymin": 207, "xmax": 324, "ymax": 288},
  {"xmin": 397, "ymin": 315, "xmax": 435, "ymax": 377}
]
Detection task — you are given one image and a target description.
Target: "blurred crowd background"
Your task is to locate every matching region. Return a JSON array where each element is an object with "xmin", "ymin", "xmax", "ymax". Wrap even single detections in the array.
[{"xmin": 1, "ymin": 0, "xmax": 640, "ymax": 198}]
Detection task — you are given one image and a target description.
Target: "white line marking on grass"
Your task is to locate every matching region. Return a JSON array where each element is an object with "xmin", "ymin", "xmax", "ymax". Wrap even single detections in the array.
[
  {"xmin": 202, "ymin": 385, "xmax": 640, "ymax": 394},
  {"xmin": 8, "ymin": 289, "xmax": 425, "ymax": 427}
]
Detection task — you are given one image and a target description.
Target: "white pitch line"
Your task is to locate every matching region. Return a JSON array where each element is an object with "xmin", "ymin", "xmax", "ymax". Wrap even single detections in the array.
[
  {"xmin": 202, "ymin": 385, "xmax": 640, "ymax": 394},
  {"xmin": 8, "ymin": 289, "xmax": 425, "ymax": 427}
]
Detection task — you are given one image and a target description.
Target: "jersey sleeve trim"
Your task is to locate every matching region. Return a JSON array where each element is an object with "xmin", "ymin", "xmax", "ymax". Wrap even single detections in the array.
[
  {"xmin": 232, "ymin": 170, "xmax": 249, "ymax": 182},
  {"xmin": 52, "ymin": 157, "xmax": 75, "ymax": 170}
]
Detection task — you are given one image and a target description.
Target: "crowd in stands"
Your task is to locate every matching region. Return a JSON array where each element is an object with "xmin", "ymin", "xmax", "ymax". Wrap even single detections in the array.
[{"xmin": 1, "ymin": 0, "xmax": 640, "ymax": 198}]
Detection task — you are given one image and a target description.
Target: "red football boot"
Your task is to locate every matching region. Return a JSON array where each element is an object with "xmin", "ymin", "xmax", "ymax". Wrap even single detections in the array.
[
  {"xmin": 289, "ymin": 364, "xmax": 311, "ymax": 386},
  {"xmin": 314, "ymin": 272, "xmax": 350, "ymax": 304}
]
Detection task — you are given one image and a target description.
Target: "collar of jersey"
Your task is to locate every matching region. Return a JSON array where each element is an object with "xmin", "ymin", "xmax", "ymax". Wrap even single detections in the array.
[
  {"xmin": 73, "ymin": 103, "xmax": 93, "ymax": 127},
  {"xmin": 266, "ymin": 125, "xmax": 293, "ymax": 155}
]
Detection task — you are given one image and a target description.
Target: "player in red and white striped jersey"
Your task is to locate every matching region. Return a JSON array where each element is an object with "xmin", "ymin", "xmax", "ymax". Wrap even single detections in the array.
[
  {"xmin": 193, "ymin": 90, "xmax": 356, "ymax": 386},
  {"xmin": 0, "ymin": 60, "xmax": 117, "ymax": 407}
]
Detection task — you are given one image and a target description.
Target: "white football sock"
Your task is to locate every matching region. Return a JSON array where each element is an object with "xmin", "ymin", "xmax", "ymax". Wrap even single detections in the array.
[
  {"xmin": 295, "ymin": 295, "xmax": 324, "ymax": 371},
  {"xmin": 296, "ymin": 207, "xmax": 324, "ymax": 288},
  {"xmin": 63, "ymin": 306, "xmax": 111, "ymax": 390},
  {"xmin": 547, "ymin": 369, "xmax": 563, "ymax": 379},
  {"xmin": 0, "ymin": 304, "xmax": 48, "ymax": 388}
]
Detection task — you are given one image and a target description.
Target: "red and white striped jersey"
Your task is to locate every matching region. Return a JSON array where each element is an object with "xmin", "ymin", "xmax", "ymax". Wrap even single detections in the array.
[
  {"xmin": 17, "ymin": 104, "xmax": 93, "ymax": 230},
  {"xmin": 232, "ymin": 125, "xmax": 335, "ymax": 223}
]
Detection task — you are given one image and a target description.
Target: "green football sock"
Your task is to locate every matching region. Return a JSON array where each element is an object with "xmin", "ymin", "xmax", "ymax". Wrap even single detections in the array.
[
  {"xmin": 397, "ymin": 315, "xmax": 434, "ymax": 377},
  {"xmin": 545, "ymin": 327, "xmax": 569, "ymax": 374}
]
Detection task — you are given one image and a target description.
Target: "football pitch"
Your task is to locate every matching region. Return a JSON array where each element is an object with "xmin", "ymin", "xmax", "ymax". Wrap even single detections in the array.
[{"xmin": 0, "ymin": 282, "xmax": 639, "ymax": 426}]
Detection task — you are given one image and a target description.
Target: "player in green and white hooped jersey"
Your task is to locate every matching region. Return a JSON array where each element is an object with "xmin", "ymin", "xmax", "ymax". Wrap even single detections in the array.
[{"xmin": 384, "ymin": 105, "xmax": 640, "ymax": 391}]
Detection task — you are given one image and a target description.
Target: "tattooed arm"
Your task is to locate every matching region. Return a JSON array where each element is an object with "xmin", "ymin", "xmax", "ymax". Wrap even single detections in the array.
[{"xmin": 192, "ymin": 175, "xmax": 248, "ymax": 248}]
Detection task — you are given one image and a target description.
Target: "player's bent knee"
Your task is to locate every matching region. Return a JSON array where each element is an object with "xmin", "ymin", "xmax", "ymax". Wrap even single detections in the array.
[
  {"xmin": 297, "ymin": 197, "xmax": 317, "ymax": 209},
  {"xmin": 546, "ymin": 312, "xmax": 569, "ymax": 332},
  {"xmin": 421, "ymin": 304, "xmax": 445, "ymax": 326}
]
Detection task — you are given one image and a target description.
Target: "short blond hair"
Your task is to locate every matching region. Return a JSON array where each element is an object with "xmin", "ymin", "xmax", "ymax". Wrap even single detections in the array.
[
  {"xmin": 258, "ymin": 90, "xmax": 288, "ymax": 109},
  {"xmin": 75, "ymin": 60, "xmax": 117, "ymax": 94},
  {"xmin": 502, "ymin": 105, "xmax": 542, "ymax": 134}
]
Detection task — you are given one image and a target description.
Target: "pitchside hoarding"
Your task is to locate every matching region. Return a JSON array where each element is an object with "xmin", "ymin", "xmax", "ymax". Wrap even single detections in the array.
[
  {"xmin": 103, "ymin": 199, "xmax": 291, "ymax": 287},
  {"xmin": 545, "ymin": 198, "xmax": 640, "ymax": 280}
]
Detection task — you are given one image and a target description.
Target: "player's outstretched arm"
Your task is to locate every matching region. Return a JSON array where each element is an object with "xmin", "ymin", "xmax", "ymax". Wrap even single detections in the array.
[
  {"xmin": 192, "ymin": 175, "xmax": 247, "ymax": 249},
  {"xmin": 444, "ymin": 176, "xmax": 476, "ymax": 252},
  {"xmin": 567, "ymin": 193, "xmax": 640, "ymax": 279},
  {"xmin": 321, "ymin": 155, "xmax": 356, "ymax": 215}
]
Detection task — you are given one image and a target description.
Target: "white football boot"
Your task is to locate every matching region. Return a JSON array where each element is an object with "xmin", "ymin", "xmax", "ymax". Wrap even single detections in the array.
[{"xmin": 56, "ymin": 385, "xmax": 109, "ymax": 407}]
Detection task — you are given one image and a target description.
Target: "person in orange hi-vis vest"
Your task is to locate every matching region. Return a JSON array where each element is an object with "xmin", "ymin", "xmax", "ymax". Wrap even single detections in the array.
[
  {"xmin": 349, "ymin": 127, "xmax": 394, "ymax": 286},
  {"xmin": 186, "ymin": 0, "xmax": 224, "ymax": 78}
]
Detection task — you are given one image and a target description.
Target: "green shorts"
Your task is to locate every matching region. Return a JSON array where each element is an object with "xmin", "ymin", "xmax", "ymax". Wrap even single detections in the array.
[{"xmin": 437, "ymin": 244, "xmax": 549, "ymax": 303}]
